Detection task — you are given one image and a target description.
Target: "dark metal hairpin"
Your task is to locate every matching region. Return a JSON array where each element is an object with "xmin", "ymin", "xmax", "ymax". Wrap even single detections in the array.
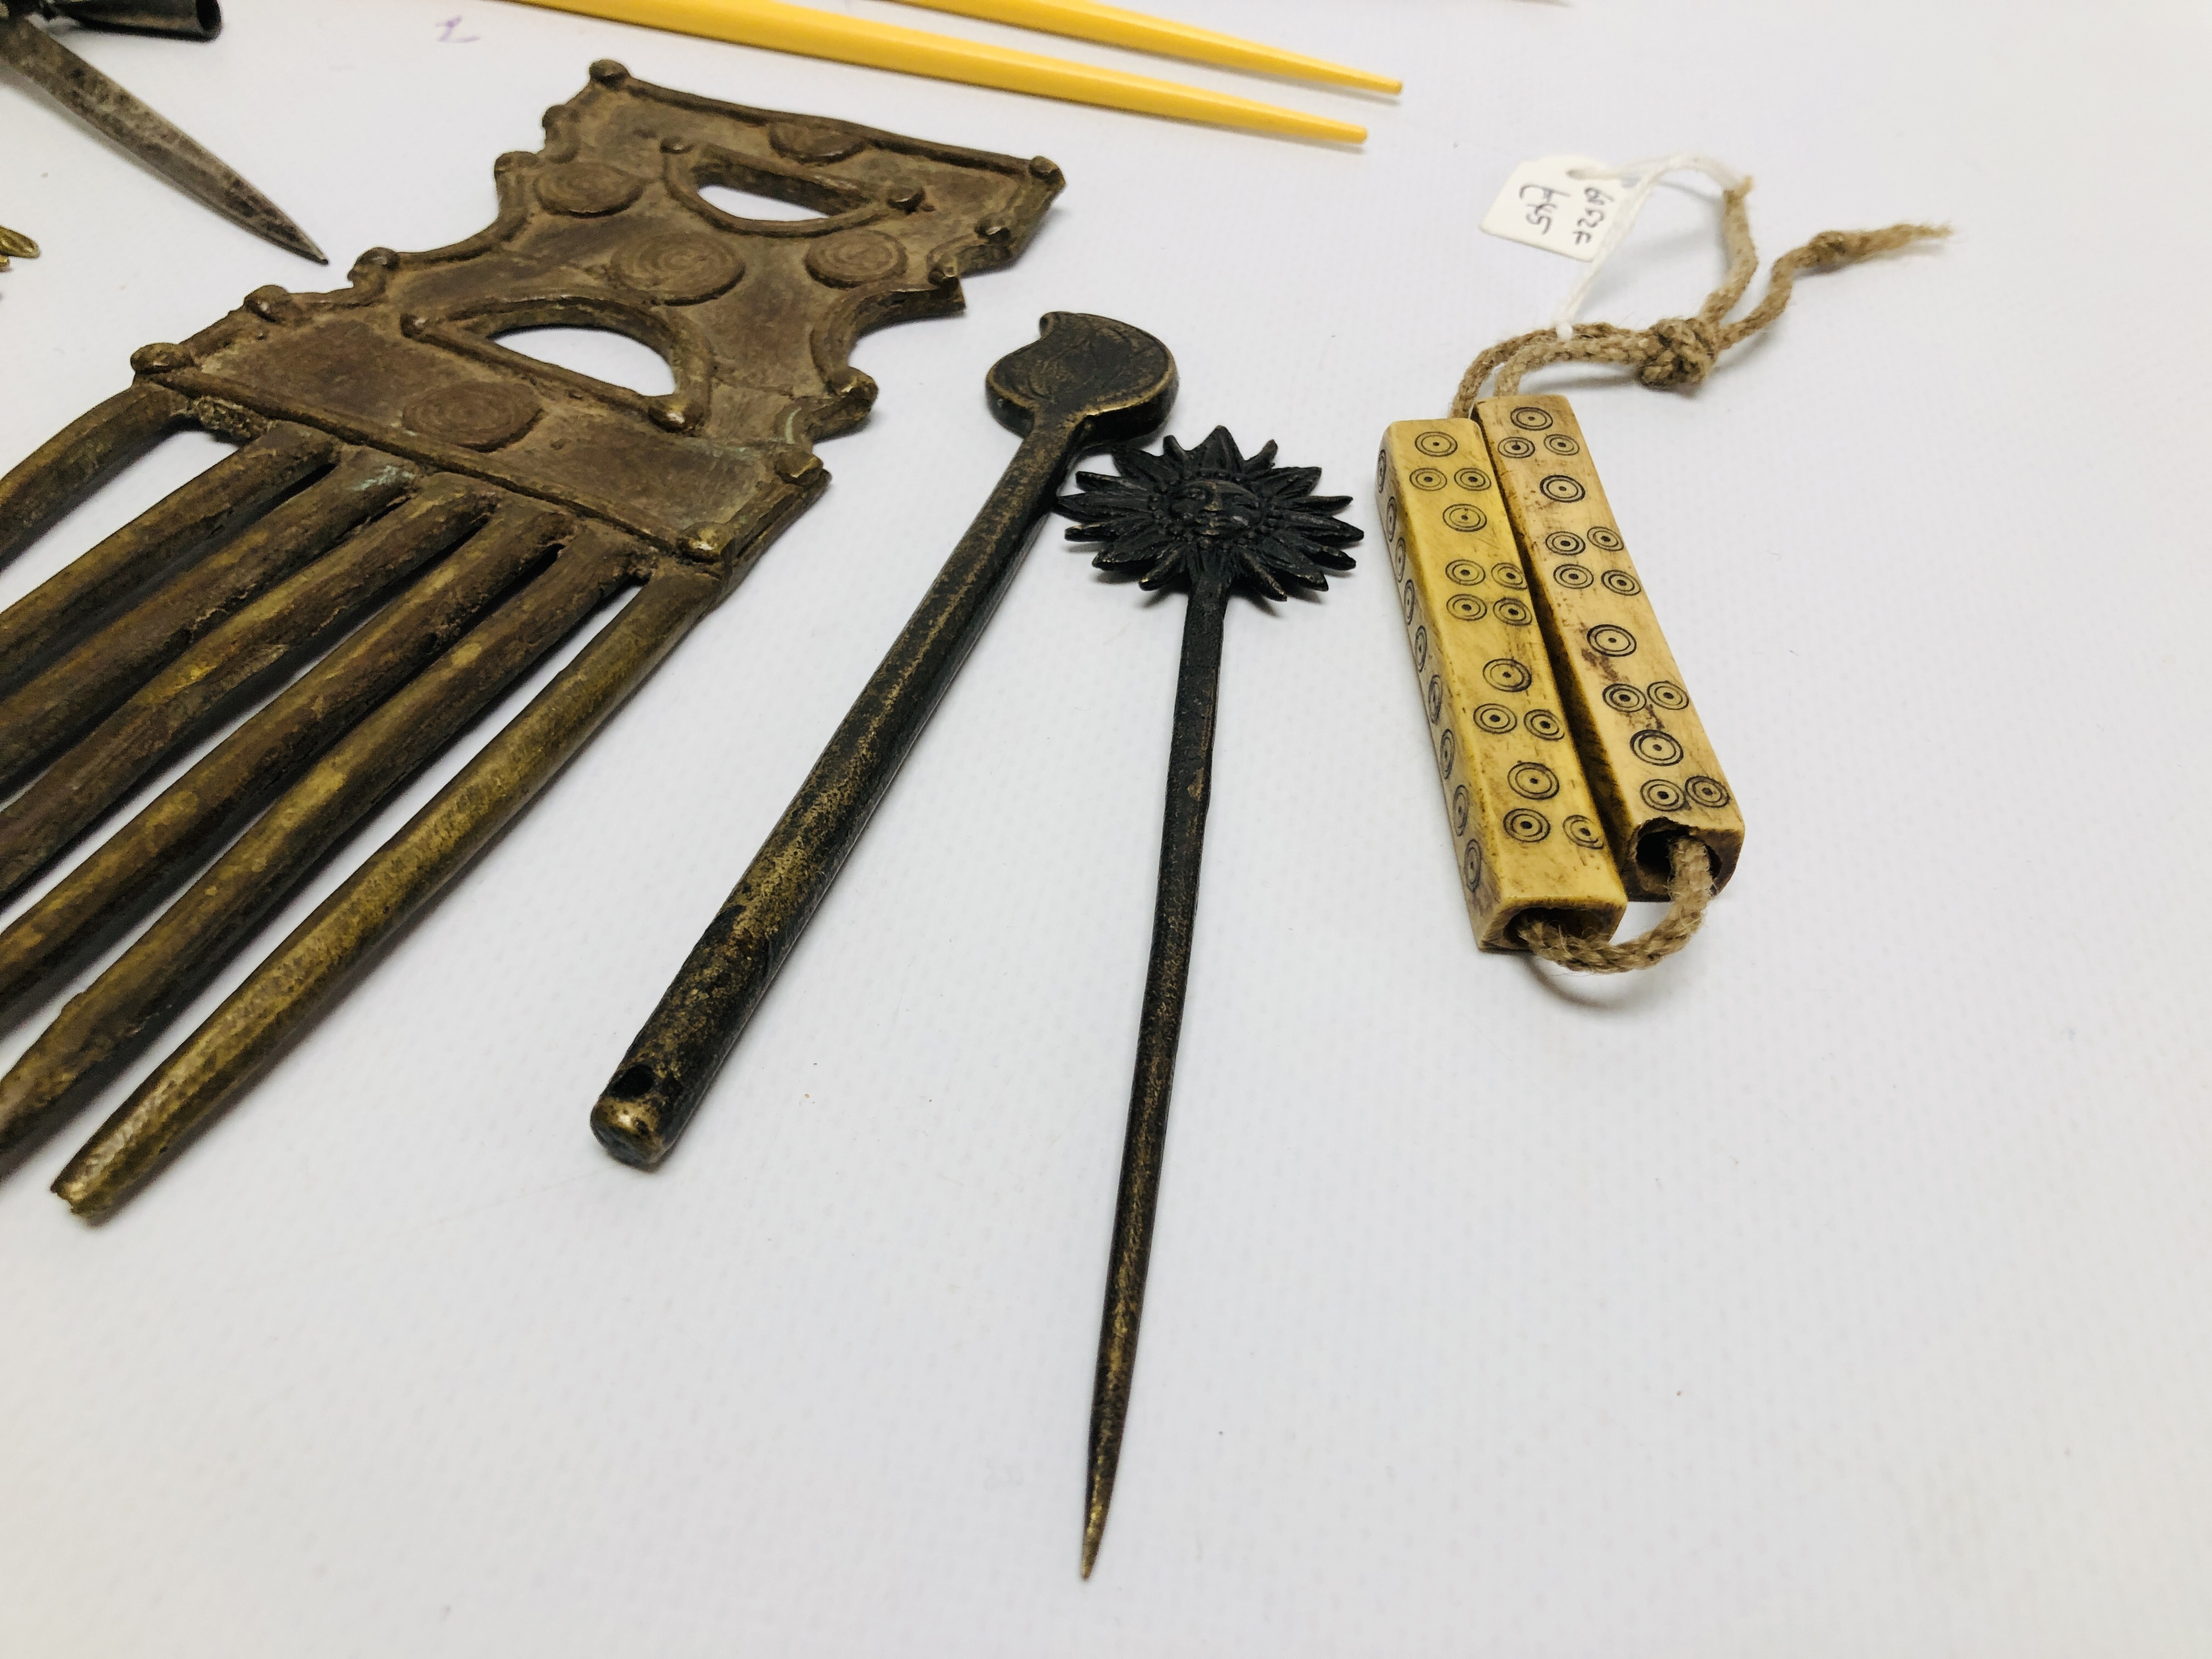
[{"xmin": 1055, "ymin": 426, "xmax": 1361, "ymax": 1575}]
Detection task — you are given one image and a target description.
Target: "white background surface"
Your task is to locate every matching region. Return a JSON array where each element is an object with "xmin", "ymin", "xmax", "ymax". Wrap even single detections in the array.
[{"xmin": 1, "ymin": 2, "xmax": 2207, "ymax": 1653}]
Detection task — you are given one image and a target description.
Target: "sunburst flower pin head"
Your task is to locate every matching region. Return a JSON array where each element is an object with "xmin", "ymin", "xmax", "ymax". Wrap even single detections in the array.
[{"xmin": 1054, "ymin": 426, "xmax": 1362, "ymax": 598}]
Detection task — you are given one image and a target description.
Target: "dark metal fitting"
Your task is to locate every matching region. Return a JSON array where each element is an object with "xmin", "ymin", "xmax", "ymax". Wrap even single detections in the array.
[{"xmin": 38, "ymin": 0, "xmax": 219, "ymax": 41}]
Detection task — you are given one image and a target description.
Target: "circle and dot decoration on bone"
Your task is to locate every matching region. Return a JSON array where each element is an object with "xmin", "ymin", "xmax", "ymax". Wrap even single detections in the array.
[
  {"xmin": 1053, "ymin": 428, "xmax": 1358, "ymax": 1579},
  {"xmin": 1474, "ymin": 393, "xmax": 1743, "ymax": 917},
  {"xmin": 0, "ymin": 64, "xmax": 1063, "ymax": 1218},
  {"xmin": 1375, "ymin": 421, "xmax": 1628, "ymax": 953}
]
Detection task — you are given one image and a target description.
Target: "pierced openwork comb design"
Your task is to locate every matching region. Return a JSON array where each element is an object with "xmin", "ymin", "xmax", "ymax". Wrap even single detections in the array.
[{"xmin": 0, "ymin": 61, "xmax": 1059, "ymax": 1216}]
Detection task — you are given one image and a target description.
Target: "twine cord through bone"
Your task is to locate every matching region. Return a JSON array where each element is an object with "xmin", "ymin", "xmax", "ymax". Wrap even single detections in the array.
[
  {"xmin": 1451, "ymin": 172, "xmax": 1946, "ymax": 970},
  {"xmin": 1519, "ymin": 836, "xmax": 1712, "ymax": 973}
]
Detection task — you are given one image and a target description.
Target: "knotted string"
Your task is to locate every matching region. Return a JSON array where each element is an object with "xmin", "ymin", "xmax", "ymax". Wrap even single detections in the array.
[
  {"xmin": 1453, "ymin": 176, "xmax": 1949, "ymax": 413},
  {"xmin": 1453, "ymin": 172, "xmax": 1946, "ymax": 970}
]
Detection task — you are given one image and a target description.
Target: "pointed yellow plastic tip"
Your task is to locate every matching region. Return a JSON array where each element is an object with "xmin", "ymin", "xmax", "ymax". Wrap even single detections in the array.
[
  {"xmin": 515, "ymin": 0, "xmax": 1367, "ymax": 143},
  {"xmin": 896, "ymin": 0, "xmax": 1401, "ymax": 93}
]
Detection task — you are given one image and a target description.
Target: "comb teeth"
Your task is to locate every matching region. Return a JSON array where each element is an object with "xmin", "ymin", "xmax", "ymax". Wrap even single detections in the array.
[
  {"xmin": 0, "ymin": 385, "xmax": 192, "ymax": 571},
  {"xmin": 0, "ymin": 422, "xmax": 332, "ymax": 703},
  {"xmin": 0, "ymin": 475, "xmax": 501, "ymax": 919},
  {"xmin": 54, "ymin": 559, "xmax": 723, "ymax": 1218},
  {"xmin": 0, "ymin": 446, "xmax": 419, "ymax": 797},
  {"xmin": 0, "ymin": 492, "xmax": 573, "ymax": 1032},
  {"xmin": 0, "ymin": 516, "xmax": 631, "ymax": 1167}
]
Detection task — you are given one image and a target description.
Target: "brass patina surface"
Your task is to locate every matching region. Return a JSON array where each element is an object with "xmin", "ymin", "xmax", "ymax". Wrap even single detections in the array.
[
  {"xmin": 0, "ymin": 62, "xmax": 1060, "ymax": 1214},
  {"xmin": 591, "ymin": 311, "xmax": 1176, "ymax": 1170}
]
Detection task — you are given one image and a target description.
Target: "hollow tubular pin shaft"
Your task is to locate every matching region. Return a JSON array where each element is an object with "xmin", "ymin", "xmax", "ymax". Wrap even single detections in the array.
[
  {"xmin": 55, "ymin": 560, "xmax": 719, "ymax": 1217},
  {"xmin": 0, "ymin": 447, "xmax": 416, "ymax": 794},
  {"xmin": 589, "ymin": 311, "xmax": 1176, "ymax": 1170},
  {"xmin": 0, "ymin": 383, "xmax": 191, "ymax": 569},
  {"xmin": 589, "ymin": 411, "xmax": 1090, "ymax": 1167},
  {"xmin": 0, "ymin": 526, "xmax": 626, "ymax": 1164},
  {"xmin": 0, "ymin": 476, "xmax": 499, "ymax": 911},
  {"xmin": 0, "ymin": 421, "xmax": 332, "ymax": 702}
]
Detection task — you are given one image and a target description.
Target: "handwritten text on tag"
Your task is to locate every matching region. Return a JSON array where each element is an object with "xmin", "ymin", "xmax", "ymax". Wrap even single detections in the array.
[{"xmin": 1481, "ymin": 156, "xmax": 1624, "ymax": 261}]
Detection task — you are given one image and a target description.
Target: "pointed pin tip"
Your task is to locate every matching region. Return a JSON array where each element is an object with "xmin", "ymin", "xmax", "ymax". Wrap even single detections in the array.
[{"xmin": 276, "ymin": 225, "xmax": 329, "ymax": 264}]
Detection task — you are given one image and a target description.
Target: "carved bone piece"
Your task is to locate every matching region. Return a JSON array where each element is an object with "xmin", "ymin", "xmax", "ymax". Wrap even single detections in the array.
[
  {"xmin": 1378, "ymin": 419, "xmax": 1627, "ymax": 950},
  {"xmin": 1474, "ymin": 395, "xmax": 1745, "ymax": 900}
]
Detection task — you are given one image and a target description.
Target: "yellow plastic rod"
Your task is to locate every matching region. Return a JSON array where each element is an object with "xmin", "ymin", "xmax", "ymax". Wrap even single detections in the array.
[
  {"xmin": 507, "ymin": 0, "xmax": 1366, "ymax": 143},
  {"xmin": 890, "ymin": 0, "xmax": 1399, "ymax": 93}
]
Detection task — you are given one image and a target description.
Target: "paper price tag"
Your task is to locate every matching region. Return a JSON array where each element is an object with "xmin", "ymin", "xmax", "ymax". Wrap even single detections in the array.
[{"xmin": 1481, "ymin": 155, "xmax": 1625, "ymax": 261}]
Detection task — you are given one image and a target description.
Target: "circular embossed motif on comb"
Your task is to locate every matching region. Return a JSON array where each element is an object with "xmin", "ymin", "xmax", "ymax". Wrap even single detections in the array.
[
  {"xmin": 1442, "ymin": 503, "xmax": 1488, "ymax": 532},
  {"xmin": 769, "ymin": 123, "xmax": 865, "ymax": 163},
  {"xmin": 805, "ymin": 230, "xmax": 906, "ymax": 287},
  {"xmin": 1414, "ymin": 430, "xmax": 1458, "ymax": 457},
  {"xmin": 1408, "ymin": 467, "xmax": 1448, "ymax": 492},
  {"xmin": 1685, "ymin": 775, "xmax": 1733, "ymax": 809},
  {"xmin": 1483, "ymin": 658, "xmax": 1532, "ymax": 693},
  {"xmin": 1544, "ymin": 434, "xmax": 1582, "ymax": 456},
  {"xmin": 1565, "ymin": 814, "xmax": 1605, "ymax": 849},
  {"xmin": 1445, "ymin": 560, "xmax": 1486, "ymax": 586},
  {"xmin": 1539, "ymin": 474, "xmax": 1587, "ymax": 504},
  {"xmin": 537, "ymin": 163, "xmax": 644, "ymax": 216},
  {"xmin": 1587, "ymin": 623, "xmax": 1638, "ymax": 657},
  {"xmin": 1454, "ymin": 467, "xmax": 1493, "ymax": 492},
  {"xmin": 1630, "ymin": 729, "xmax": 1684, "ymax": 766},
  {"xmin": 1496, "ymin": 435, "xmax": 1537, "ymax": 459},
  {"xmin": 1641, "ymin": 778, "xmax": 1688, "ymax": 812},
  {"xmin": 1474, "ymin": 703, "xmax": 1516, "ymax": 734},
  {"xmin": 1446, "ymin": 594, "xmax": 1488, "ymax": 622},
  {"xmin": 1525, "ymin": 709, "xmax": 1566, "ymax": 741},
  {"xmin": 1509, "ymin": 405, "xmax": 1554, "ymax": 431},
  {"xmin": 403, "ymin": 382, "xmax": 540, "ymax": 452},
  {"xmin": 1463, "ymin": 839, "xmax": 1485, "ymax": 894},
  {"xmin": 1452, "ymin": 783, "xmax": 1471, "ymax": 834},
  {"xmin": 1554, "ymin": 562, "xmax": 1594, "ymax": 589},
  {"xmin": 612, "ymin": 233, "xmax": 746, "ymax": 304}
]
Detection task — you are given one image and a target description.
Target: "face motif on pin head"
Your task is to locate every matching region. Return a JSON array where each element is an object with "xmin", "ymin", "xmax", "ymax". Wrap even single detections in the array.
[
  {"xmin": 1054, "ymin": 426, "xmax": 1362, "ymax": 597},
  {"xmin": 1167, "ymin": 476, "xmax": 1263, "ymax": 539}
]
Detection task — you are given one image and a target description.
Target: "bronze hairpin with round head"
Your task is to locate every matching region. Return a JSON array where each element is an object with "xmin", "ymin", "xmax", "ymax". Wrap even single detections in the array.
[{"xmin": 1054, "ymin": 426, "xmax": 1359, "ymax": 1577}]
